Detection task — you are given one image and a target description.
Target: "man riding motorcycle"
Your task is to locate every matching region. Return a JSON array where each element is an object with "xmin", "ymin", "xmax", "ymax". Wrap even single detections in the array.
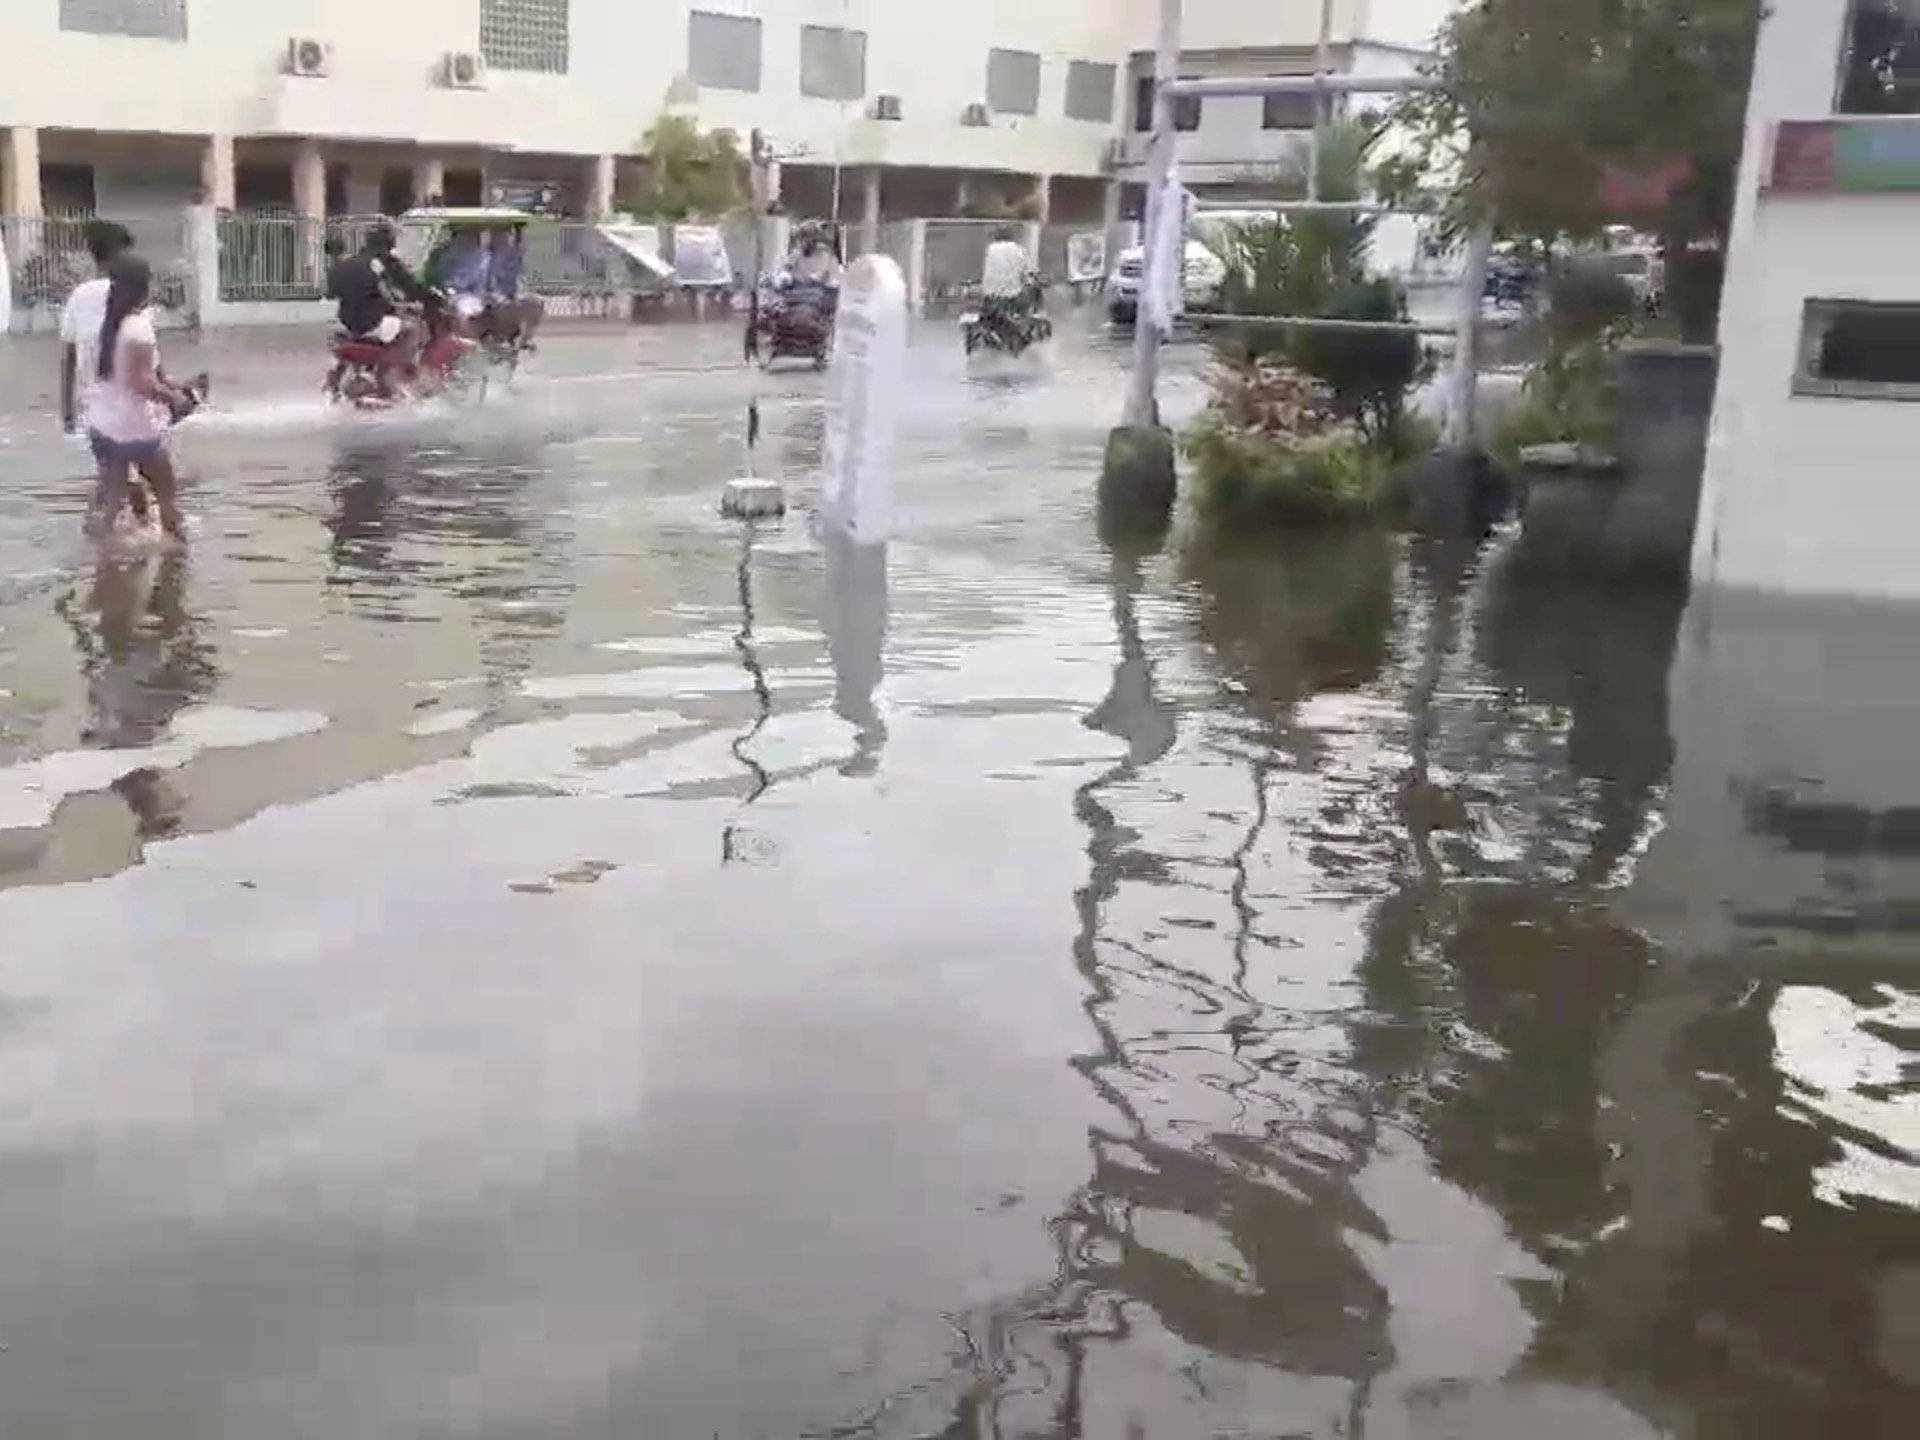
[
  {"xmin": 757, "ymin": 223, "xmax": 839, "ymax": 365},
  {"xmin": 977, "ymin": 226, "xmax": 1048, "ymax": 341},
  {"xmin": 326, "ymin": 223, "xmax": 432, "ymax": 398},
  {"xmin": 966, "ymin": 225, "xmax": 1050, "ymax": 354}
]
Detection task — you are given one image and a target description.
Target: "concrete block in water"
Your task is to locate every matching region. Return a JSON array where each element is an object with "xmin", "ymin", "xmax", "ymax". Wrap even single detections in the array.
[
  {"xmin": 1098, "ymin": 425, "xmax": 1177, "ymax": 538},
  {"xmin": 1518, "ymin": 441, "xmax": 1621, "ymax": 473},
  {"xmin": 1514, "ymin": 345, "xmax": 1716, "ymax": 578},
  {"xmin": 721, "ymin": 477, "xmax": 786, "ymax": 518}
]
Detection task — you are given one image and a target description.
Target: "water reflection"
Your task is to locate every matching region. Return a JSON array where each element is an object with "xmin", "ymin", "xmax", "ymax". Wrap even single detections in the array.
[
  {"xmin": 964, "ymin": 528, "xmax": 1915, "ymax": 1437},
  {"xmin": 821, "ymin": 526, "xmax": 888, "ymax": 776},
  {"xmin": 324, "ymin": 433, "xmax": 576, "ymax": 708},
  {"xmin": 70, "ymin": 553, "xmax": 217, "ymax": 751},
  {"xmin": 64, "ymin": 552, "xmax": 216, "ymax": 838},
  {"xmin": 1178, "ymin": 530, "xmax": 1395, "ymax": 712}
]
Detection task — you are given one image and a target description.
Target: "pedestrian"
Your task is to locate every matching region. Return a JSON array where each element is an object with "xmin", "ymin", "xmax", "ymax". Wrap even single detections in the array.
[
  {"xmin": 59, "ymin": 222, "xmax": 152, "ymax": 522},
  {"xmin": 85, "ymin": 254, "xmax": 191, "ymax": 544},
  {"xmin": 61, "ymin": 221, "xmax": 205, "ymax": 527}
]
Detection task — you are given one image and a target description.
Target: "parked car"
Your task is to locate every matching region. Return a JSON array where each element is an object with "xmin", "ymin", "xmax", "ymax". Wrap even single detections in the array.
[{"xmin": 1107, "ymin": 240, "xmax": 1228, "ymax": 325}]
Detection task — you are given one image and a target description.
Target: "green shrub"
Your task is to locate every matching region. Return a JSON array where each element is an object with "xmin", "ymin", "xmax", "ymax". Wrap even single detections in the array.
[
  {"xmin": 1185, "ymin": 411, "xmax": 1391, "ymax": 528},
  {"xmin": 1494, "ymin": 338, "xmax": 1620, "ymax": 464},
  {"xmin": 1294, "ymin": 277, "xmax": 1430, "ymax": 441},
  {"xmin": 1543, "ymin": 260, "xmax": 1637, "ymax": 350}
]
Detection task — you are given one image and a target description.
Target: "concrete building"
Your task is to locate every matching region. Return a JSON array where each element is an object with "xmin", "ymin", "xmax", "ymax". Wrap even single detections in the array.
[
  {"xmin": 1, "ymin": 2, "xmax": 1448, "ymax": 236},
  {"xmin": 1698, "ymin": 0, "xmax": 1920, "ymax": 600},
  {"xmin": 1112, "ymin": 0, "xmax": 1446, "ymax": 205}
]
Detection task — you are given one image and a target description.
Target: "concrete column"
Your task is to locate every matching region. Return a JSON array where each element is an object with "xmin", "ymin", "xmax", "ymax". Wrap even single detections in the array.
[
  {"xmin": 188, "ymin": 205, "xmax": 221, "ymax": 326},
  {"xmin": 906, "ymin": 218, "xmax": 928, "ymax": 318},
  {"xmin": 765, "ymin": 159, "xmax": 783, "ymax": 209},
  {"xmin": 2, "ymin": 126, "xmax": 44, "ymax": 217},
  {"xmin": 200, "ymin": 134, "xmax": 236, "ymax": 211},
  {"xmin": 293, "ymin": 140, "xmax": 326, "ymax": 220},
  {"xmin": 412, "ymin": 156, "xmax": 446, "ymax": 207},
  {"xmin": 861, "ymin": 166, "xmax": 882, "ymax": 253},
  {"xmin": 1101, "ymin": 179, "xmax": 1122, "ymax": 229},
  {"xmin": 585, "ymin": 153, "xmax": 616, "ymax": 220},
  {"xmin": 955, "ymin": 174, "xmax": 974, "ymax": 216},
  {"xmin": 1031, "ymin": 174, "xmax": 1053, "ymax": 226}
]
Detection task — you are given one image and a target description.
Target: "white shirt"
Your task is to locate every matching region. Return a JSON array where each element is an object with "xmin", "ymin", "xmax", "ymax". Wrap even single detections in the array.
[
  {"xmin": 981, "ymin": 241, "xmax": 1030, "ymax": 298},
  {"xmin": 60, "ymin": 276, "xmax": 110, "ymax": 424},
  {"xmin": 86, "ymin": 309, "xmax": 168, "ymax": 444}
]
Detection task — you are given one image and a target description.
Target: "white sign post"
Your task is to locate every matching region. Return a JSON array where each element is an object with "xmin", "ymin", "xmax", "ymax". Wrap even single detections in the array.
[{"xmin": 820, "ymin": 254, "xmax": 909, "ymax": 544}]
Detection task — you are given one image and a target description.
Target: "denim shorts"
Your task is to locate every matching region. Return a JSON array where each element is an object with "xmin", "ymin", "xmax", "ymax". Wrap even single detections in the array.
[{"xmin": 88, "ymin": 431, "xmax": 167, "ymax": 468}]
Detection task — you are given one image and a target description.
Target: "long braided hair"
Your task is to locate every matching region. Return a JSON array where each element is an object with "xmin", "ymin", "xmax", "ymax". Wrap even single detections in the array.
[{"xmin": 97, "ymin": 253, "xmax": 153, "ymax": 382}]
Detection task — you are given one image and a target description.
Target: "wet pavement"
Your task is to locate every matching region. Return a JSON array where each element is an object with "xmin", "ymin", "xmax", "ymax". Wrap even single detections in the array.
[{"xmin": 0, "ymin": 317, "xmax": 1913, "ymax": 1438}]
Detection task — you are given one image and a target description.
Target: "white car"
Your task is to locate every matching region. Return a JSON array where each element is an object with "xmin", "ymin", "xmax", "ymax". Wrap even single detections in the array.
[{"xmin": 1108, "ymin": 240, "xmax": 1228, "ymax": 324}]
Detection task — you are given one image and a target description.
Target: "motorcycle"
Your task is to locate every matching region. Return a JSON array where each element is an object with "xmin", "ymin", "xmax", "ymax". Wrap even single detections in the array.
[
  {"xmin": 756, "ymin": 278, "xmax": 838, "ymax": 370},
  {"xmin": 961, "ymin": 275, "xmax": 1053, "ymax": 357},
  {"xmin": 324, "ymin": 296, "xmax": 484, "ymax": 409}
]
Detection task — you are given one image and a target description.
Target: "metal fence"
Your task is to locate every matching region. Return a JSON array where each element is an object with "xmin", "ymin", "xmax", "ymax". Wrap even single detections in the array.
[
  {"xmin": 216, "ymin": 212, "xmax": 386, "ymax": 303},
  {"xmin": 518, "ymin": 221, "xmax": 636, "ymax": 311},
  {"xmin": 3, "ymin": 212, "xmax": 192, "ymax": 327},
  {"xmin": 215, "ymin": 211, "xmax": 650, "ymax": 311},
  {"xmin": 922, "ymin": 219, "xmax": 1001, "ymax": 306}
]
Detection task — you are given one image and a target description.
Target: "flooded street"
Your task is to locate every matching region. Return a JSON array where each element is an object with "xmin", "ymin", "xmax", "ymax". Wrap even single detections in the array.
[{"xmin": 0, "ymin": 319, "xmax": 1912, "ymax": 1438}]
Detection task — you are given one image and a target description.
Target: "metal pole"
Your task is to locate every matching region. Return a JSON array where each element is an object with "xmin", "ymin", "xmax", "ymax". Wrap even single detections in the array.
[
  {"xmin": 1444, "ymin": 221, "xmax": 1495, "ymax": 451},
  {"xmin": 1122, "ymin": 0, "xmax": 1183, "ymax": 430},
  {"xmin": 1308, "ymin": 0, "xmax": 1334, "ymax": 204}
]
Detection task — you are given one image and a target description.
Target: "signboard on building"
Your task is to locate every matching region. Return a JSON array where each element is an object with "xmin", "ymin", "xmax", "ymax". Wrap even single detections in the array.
[
  {"xmin": 670, "ymin": 226, "xmax": 734, "ymax": 290},
  {"xmin": 1769, "ymin": 120, "xmax": 1920, "ymax": 194}
]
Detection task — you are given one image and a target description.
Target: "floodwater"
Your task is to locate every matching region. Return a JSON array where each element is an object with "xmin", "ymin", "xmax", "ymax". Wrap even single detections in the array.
[{"xmin": 0, "ymin": 319, "xmax": 1912, "ymax": 1439}]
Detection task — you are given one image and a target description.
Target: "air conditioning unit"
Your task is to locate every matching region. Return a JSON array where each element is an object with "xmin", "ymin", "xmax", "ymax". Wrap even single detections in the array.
[
  {"xmin": 961, "ymin": 102, "xmax": 991, "ymax": 128},
  {"xmin": 285, "ymin": 37, "xmax": 332, "ymax": 78},
  {"xmin": 871, "ymin": 93, "xmax": 903, "ymax": 122},
  {"xmin": 442, "ymin": 51, "xmax": 488, "ymax": 90}
]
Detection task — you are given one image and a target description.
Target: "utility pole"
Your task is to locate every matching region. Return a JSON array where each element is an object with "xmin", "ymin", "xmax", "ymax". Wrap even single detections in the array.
[
  {"xmin": 1444, "ymin": 221, "xmax": 1494, "ymax": 452},
  {"xmin": 1121, "ymin": 0, "xmax": 1183, "ymax": 430}
]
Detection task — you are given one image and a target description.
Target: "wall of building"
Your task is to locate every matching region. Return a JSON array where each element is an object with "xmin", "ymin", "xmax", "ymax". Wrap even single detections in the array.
[
  {"xmin": 0, "ymin": 0, "xmax": 1153, "ymax": 180},
  {"xmin": 1626, "ymin": 586, "xmax": 1920, "ymax": 963},
  {"xmin": 1, "ymin": 3, "xmax": 1454, "ymax": 182},
  {"xmin": 1698, "ymin": 0, "xmax": 1920, "ymax": 600}
]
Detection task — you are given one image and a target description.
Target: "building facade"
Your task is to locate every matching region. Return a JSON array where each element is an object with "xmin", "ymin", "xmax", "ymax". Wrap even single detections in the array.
[
  {"xmin": 1698, "ymin": 0, "xmax": 1920, "ymax": 600},
  {"xmin": 0, "ymin": 1, "xmax": 1449, "ymax": 233}
]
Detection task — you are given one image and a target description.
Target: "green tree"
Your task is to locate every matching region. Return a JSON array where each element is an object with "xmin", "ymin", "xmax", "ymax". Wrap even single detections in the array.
[
  {"xmin": 625, "ymin": 114, "xmax": 745, "ymax": 220},
  {"xmin": 1401, "ymin": 0, "xmax": 1760, "ymax": 247}
]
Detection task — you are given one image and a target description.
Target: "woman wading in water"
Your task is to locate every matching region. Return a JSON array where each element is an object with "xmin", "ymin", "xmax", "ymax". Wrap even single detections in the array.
[{"xmin": 85, "ymin": 254, "xmax": 194, "ymax": 543}]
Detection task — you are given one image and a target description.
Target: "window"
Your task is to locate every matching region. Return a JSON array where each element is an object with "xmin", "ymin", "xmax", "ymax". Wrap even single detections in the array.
[
  {"xmin": 59, "ymin": 0, "xmax": 185, "ymax": 40},
  {"xmin": 1133, "ymin": 77, "xmax": 1201, "ymax": 133},
  {"xmin": 480, "ymin": 0, "xmax": 569, "ymax": 74},
  {"xmin": 987, "ymin": 48, "xmax": 1042, "ymax": 117},
  {"xmin": 1263, "ymin": 91, "xmax": 1319, "ymax": 130},
  {"xmin": 689, "ymin": 10, "xmax": 762, "ymax": 93},
  {"xmin": 1795, "ymin": 299, "xmax": 1920, "ymax": 399},
  {"xmin": 1839, "ymin": 1, "xmax": 1920, "ymax": 113},
  {"xmin": 1065, "ymin": 61, "xmax": 1117, "ymax": 123},
  {"xmin": 801, "ymin": 25, "xmax": 867, "ymax": 102}
]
